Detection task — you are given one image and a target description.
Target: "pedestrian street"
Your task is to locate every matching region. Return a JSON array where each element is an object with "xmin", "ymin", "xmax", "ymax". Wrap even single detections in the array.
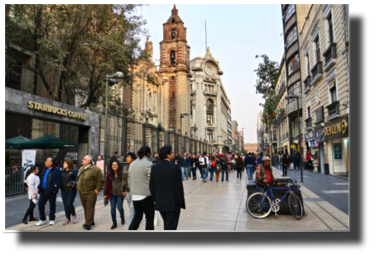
[{"xmin": 6, "ymin": 169, "xmax": 349, "ymax": 231}]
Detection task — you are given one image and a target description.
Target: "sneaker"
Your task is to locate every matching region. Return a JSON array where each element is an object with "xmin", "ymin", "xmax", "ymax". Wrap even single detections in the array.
[
  {"xmin": 36, "ymin": 220, "xmax": 47, "ymax": 226},
  {"xmin": 72, "ymin": 215, "xmax": 78, "ymax": 224},
  {"xmin": 49, "ymin": 220, "xmax": 55, "ymax": 225},
  {"xmin": 63, "ymin": 219, "xmax": 70, "ymax": 225}
]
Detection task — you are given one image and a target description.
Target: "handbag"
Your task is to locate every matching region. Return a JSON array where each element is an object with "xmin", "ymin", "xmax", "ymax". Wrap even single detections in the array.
[
  {"xmin": 215, "ymin": 164, "xmax": 221, "ymax": 172},
  {"xmin": 104, "ymin": 197, "xmax": 109, "ymax": 206}
]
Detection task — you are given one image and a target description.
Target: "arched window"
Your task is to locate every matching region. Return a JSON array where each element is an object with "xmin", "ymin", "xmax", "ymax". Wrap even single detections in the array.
[
  {"xmin": 172, "ymin": 18, "xmax": 175, "ymax": 23},
  {"xmin": 170, "ymin": 50, "xmax": 176, "ymax": 65},
  {"xmin": 171, "ymin": 29, "xmax": 176, "ymax": 40},
  {"xmin": 206, "ymin": 99, "xmax": 213, "ymax": 124}
]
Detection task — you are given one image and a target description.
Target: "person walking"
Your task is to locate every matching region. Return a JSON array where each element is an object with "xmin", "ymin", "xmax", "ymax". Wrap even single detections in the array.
[
  {"xmin": 231, "ymin": 156, "xmax": 236, "ymax": 173},
  {"xmin": 96, "ymin": 155, "xmax": 104, "ymax": 172},
  {"xmin": 257, "ymin": 153, "xmax": 263, "ymax": 165},
  {"xmin": 104, "ymin": 161, "xmax": 125, "ymax": 229},
  {"xmin": 149, "ymin": 145, "xmax": 185, "ymax": 230},
  {"xmin": 128, "ymin": 146, "xmax": 155, "ymax": 230},
  {"xmin": 190, "ymin": 154, "xmax": 199, "ymax": 180},
  {"xmin": 282, "ymin": 153, "xmax": 289, "ymax": 177},
  {"xmin": 110, "ymin": 152, "xmax": 119, "ymax": 164},
  {"xmin": 294, "ymin": 151, "xmax": 300, "ymax": 170},
  {"xmin": 214, "ymin": 153, "xmax": 221, "ymax": 182},
  {"xmin": 121, "ymin": 152, "xmax": 137, "ymax": 226},
  {"xmin": 208, "ymin": 156, "xmax": 216, "ymax": 181},
  {"xmin": 306, "ymin": 151, "xmax": 314, "ymax": 172},
  {"xmin": 60, "ymin": 159, "xmax": 78, "ymax": 225},
  {"xmin": 235, "ymin": 154, "xmax": 244, "ymax": 180},
  {"xmin": 244, "ymin": 153, "xmax": 255, "ymax": 181},
  {"xmin": 22, "ymin": 166, "xmax": 40, "ymax": 224},
  {"xmin": 220, "ymin": 153, "xmax": 229, "ymax": 182},
  {"xmin": 199, "ymin": 152, "xmax": 209, "ymax": 182},
  {"xmin": 174, "ymin": 153, "xmax": 180, "ymax": 165},
  {"xmin": 152, "ymin": 153, "xmax": 160, "ymax": 165},
  {"xmin": 76, "ymin": 155, "xmax": 104, "ymax": 230},
  {"xmin": 180, "ymin": 153, "xmax": 190, "ymax": 180},
  {"xmin": 36, "ymin": 157, "xmax": 61, "ymax": 226}
]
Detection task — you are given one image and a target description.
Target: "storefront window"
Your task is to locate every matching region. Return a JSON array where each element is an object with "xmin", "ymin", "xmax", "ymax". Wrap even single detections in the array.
[
  {"xmin": 283, "ymin": 4, "xmax": 296, "ymax": 23},
  {"xmin": 288, "ymin": 54, "xmax": 300, "ymax": 76},
  {"xmin": 286, "ymin": 26, "xmax": 297, "ymax": 49}
]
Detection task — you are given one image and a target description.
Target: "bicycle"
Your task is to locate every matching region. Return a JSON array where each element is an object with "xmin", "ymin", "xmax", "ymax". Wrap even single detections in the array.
[{"xmin": 246, "ymin": 182, "xmax": 303, "ymax": 220}]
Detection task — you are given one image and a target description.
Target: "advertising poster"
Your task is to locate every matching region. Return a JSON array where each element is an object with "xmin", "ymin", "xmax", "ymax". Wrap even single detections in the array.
[
  {"xmin": 334, "ymin": 143, "xmax": 342, "ymax": 160},
  {"xmin": 22, "ymin": 149, "xmax": 37, "ymax": 182}
]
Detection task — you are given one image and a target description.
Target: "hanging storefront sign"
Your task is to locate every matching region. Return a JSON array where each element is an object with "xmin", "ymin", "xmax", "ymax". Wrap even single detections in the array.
[
  {"xmin": 304, "ymin": 130, "xmax": 315, "ymax": 142},
  {"xmin": 315, "ymin": 127, "xmax": 325, "ymax": 143},
  {"xmin": 324, "ymin": 115, "xmax": 349, "ymax": 140},
  {"xmin": 308, "ymin": 141, "xmax": 317, "ymax": 148},
  {"xmin": 334, "ymin": 143, "xmax": 342, "ymax": 159},
  {"xmin": 28, "ymin": 101, "xmax": 87, "ymax": 120},
  {"xmin": 22, "ymin": 149, "xmax": 36, "ymax": 182}
]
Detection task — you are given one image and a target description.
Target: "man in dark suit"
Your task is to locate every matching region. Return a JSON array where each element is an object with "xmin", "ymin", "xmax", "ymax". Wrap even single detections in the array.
[{"xmin": 149, "ymin": 145, "xmax": 185, "ymax": 230}]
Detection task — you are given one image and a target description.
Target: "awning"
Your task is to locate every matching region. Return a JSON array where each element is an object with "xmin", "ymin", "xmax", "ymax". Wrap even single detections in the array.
[{"xmin": 293, "ymin": 140, "xmax": 298, "ymax": 144}]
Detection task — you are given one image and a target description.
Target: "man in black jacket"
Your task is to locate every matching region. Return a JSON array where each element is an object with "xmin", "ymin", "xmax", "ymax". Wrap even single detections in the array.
[{"xmin": 149, "ymin": 146, "xmax": 185, "ymax": 230}]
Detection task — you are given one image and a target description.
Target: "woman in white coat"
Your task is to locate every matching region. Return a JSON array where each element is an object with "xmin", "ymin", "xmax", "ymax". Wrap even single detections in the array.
[{"xmin": 22, "ymin": 166, "xmax": 40, "ymax": 224}]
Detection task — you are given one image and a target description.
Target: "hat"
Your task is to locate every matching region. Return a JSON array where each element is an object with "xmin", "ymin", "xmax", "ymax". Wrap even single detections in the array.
[
  {"xmin": 220, "ymin": 153, "xmax": 224, "ymax": 156},
  {"xmin": 262, "ymin": 156, "xmax": 271, "ymax": 161}
]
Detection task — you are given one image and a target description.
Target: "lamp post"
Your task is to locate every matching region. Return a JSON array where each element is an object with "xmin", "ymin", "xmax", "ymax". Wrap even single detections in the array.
[
  {"xmin": 104, "ymin": 71, "xmax": 124, "ymax": 184},
  {"xmin": 180, "ymin": 113, "xmax": 189, "ymax": 155},
  {"xmin": 285, "ymin": 95, "xmax": 303, "ymax": 183}
]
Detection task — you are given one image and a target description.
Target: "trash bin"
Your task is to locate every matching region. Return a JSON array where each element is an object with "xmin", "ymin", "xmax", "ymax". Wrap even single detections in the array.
[{"xmin": 246, "ymin": 178, "xmax": 304, "ymax": 215}]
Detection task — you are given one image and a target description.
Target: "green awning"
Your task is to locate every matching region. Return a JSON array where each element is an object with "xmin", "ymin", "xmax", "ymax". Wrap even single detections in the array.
[
  {"xmin": 5, "ymin": 135, "xmax": 31, "ymax": 149},
  {"xmin": 21, "ymin": 134, "xmax": 75, "ymax": 149}
]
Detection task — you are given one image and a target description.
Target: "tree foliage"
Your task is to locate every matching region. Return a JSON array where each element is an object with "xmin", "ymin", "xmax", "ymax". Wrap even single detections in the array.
[
  {"xmin": 5, "ymin": 4, "xmax": 149, "ymax": 112},
  {"xmin": 254, "ymin": 54, "xmax": 281, "ymax": 124}
]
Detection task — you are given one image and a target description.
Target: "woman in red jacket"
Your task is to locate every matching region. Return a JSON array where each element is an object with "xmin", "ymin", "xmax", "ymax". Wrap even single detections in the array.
[
  {"xmin": 104, "ymin": 161, "xmax": 125, "ymax": 229},
  {"xmin": 306, "ymin": 151, "xmax": 314, "ymax": 172}
]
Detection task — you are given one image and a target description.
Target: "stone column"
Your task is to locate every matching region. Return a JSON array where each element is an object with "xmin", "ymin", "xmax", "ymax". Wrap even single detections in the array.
[
  {"xmin": 143, "ymin": 121, "xmax": 152, "ymax": 149},
  {"xmin": 126, "ymin": 115, "xmax": 135, "ymax": 153}
]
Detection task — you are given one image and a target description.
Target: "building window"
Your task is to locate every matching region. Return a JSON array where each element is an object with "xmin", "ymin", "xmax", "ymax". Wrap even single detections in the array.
[
  {"xmin": 283, "ymin": 4, "xmax": 296, "ymax": 23},
  {"xmin": 287, "ymin": 81, "xmax": 301, "ymax": 102},
  {"xmin": 307, "ymin": 106, "xmax": 311, "ymax": 118},
  {"xmin": 305, "ymin": 53, "xmax": 310, "ymax": 76},
  {"xmin": 286, "ymin": 26, "xmax": 297, "ymax": 49},
  {"xmin": 170, "ymin": 50, "xmax": 176, "ymax": 65},
  {"xmin": 288, "ymin": 54, "xmax": 300, "ymax": 76},
  {"xmin": 206, "ymin": 99, "xmax": 214, "ymax": 124},
  {"xmin": 207, "ymin": 114, "xmax": 213, "ymax": 124},
  {"xmin": 324, "ymin": 11, "xmax": 334, "ymax": 47},
  {"xmin": 313, "ymin": 35, "xmax": 321, "ymax": 65},
  {"xmin": 330, "ymin": 86, "xmax": 337, "ymax": 102},
  {"xmin": 207, "ymin": 130, "xmax": 213, "ymax": 141}
]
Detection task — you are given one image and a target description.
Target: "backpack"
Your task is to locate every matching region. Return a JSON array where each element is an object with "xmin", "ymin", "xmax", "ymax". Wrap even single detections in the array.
[
  {"xmin": 211, "ymin": 161, "xmax": 216, "ymax": 168},
  {"xmin": 219, "ymin": 158, "xmax": 227, "ymax": 168},
  {"xmin": 227, "ymin": 154, "xmax": 231, "ymax": 161},
  {"xmin": 199, "ymin": 156, "xmax": 207, "ymax": 166}
]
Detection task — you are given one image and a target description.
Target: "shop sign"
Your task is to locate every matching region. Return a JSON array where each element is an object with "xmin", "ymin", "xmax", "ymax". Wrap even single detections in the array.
[
  {"xmin": 28, "ymin": 101, "xmax": 86, "ymax": 120},
  {"xmin": 308, "ymin": 141, "xmax": 317, "ymax": 147},
  {"xmin": 334, "ymin": 143, "xmax": 342, "ymax": 159},
  {"xmin": 304, "ymin": 130, "xmax": 315, "ymax": 142},
  {"xmin": 291, "ymin": 145, "xmax": 296, "ymax": 149},
  {"xmin": 314, "ymin": 106, "xmax": 324, "ymax": 124},
  {"xmin": 324, "ymin": 115, "xmax": 349, "ymax": 139},
  {"xmin": 315, "ymin": 128, "xmax": 325, "ymax": 143}
]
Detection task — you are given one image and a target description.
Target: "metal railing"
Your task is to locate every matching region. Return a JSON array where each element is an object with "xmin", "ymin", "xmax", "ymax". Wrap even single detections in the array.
[
  {"xmin": 6, "ymin": 167, "xmax": 25, "ymax": 196},
  {"xmin": 203, "ymin": 90, "xmax": 218, "ymax": 96}
]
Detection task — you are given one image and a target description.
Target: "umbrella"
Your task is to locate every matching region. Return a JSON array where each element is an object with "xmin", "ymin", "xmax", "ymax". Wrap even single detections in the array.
[
  {"xmin": 21, "ymin": 134, "xmax": 75, "ymax": 149},
  {"xmin": 5, "ymin": 135, "xmax": 31, "ymax": 149}
]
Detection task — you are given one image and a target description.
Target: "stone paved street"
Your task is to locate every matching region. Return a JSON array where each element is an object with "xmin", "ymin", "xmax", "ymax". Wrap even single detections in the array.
[{"xmin": 6, "ymin": 169, "xmax": 349, "ymax": 231}]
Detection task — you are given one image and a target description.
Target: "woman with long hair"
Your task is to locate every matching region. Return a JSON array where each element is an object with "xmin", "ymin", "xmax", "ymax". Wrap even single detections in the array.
[
  {"xmin": 104, "ymin": 161, "xmax": 125, "ymax": 229},
  {"xmin": 22, "ymin": 165, "xmax": 40, "ymax": 224},
  {"xmin": 235, "ymin": 154, "xmax": 244, "ymax": 180},
  {"xmin": 60, "ymin": 159, "xmax": 78, "ymax": 225}
]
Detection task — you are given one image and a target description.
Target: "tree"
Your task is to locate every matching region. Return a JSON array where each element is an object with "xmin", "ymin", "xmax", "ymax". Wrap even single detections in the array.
[
  {"xmin": 254, "ymin": 54, "xmax": 281, "ymax": 156},
  {"xmin": 5, "ymin": 4, "xmax": 149, "ymax": 114}
]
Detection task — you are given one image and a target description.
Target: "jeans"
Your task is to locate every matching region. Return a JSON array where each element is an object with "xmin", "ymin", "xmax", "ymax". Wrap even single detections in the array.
[
  {"xmin": 181, "ymin": 167, "xmax": 189, "ymax": 180},
  {"xmin": 246, "ymin": 164, "xmax": 253, "ymax": 180},
  {"xmin": 221, "ymin": 168, "xmax": 229, "ymax": 181},
  {"xmin": 125, "ymin": 192, "xmax": 135, "ymax": 225},
  {"xmin": 201, "ymin": 167, "xmax": 208, "ymax": 180},
  {"xmin": 61, "ymin": 189, "xmax": 77, "ymax": 221},
  {"xmin": 129, "ymin": 196, "xmax": 155, "ymax": 230},
  {"xmin": 110, "ymin": 194, "xmax": 124, "ymax": 223},
  {"xmin": 209, "ymin": 167, "xmax": 215, "ymax": 181},
  {"xmin": 257, "ymin": 185, "xmax": 270, "ymax": 214},
  {"xmin": 38, "ymin": 189, "xmax": 57, "ymax": 221}
]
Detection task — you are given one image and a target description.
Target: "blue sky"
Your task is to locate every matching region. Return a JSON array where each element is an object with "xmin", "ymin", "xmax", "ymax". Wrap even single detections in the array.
[{"xmin": 136, "ymin": 4, "xmax": 284, "ymax": 143}]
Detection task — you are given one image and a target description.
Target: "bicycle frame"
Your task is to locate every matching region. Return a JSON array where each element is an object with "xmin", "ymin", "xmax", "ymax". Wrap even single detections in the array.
[{"xmin": 259, "ymin": 184, "xmax": 301, "ymax": 215}]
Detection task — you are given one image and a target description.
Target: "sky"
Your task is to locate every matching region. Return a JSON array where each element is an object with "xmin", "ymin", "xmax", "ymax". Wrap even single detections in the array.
[{"xmin": 136, "ymin": 4, "xmax": 284, "ymax": 143}]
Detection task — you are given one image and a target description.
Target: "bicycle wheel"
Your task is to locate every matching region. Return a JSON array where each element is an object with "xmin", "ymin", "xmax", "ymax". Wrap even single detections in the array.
[
  {"xmin": 288, "ymin": 193, "xmax": 303, "ymax": 220},
  {"xmin": 246, "ymin": 192, "xmax": 272, "ymax": 218}
]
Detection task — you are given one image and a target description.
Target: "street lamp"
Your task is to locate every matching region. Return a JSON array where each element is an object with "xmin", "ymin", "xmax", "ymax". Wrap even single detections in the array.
[
  {"xmin": 104, "ymin": 71, "xmax": 124, "ymax": 184},
  {"xmin": 285, "ymin": 94, "xmax": 303, "ymax": 183},
  {"xmin": 180, "ymin": 113, "xmax": 189, "ymax": 155}
]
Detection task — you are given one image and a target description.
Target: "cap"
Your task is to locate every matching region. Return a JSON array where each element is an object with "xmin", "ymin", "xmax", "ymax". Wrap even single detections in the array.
[{"xmin": 262, "ymin": 156, "xmax": 271, "ymax": 161}]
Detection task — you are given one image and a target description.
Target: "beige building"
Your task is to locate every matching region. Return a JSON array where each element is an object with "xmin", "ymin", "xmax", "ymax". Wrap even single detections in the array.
[
  {"xmin": 298, "ymin": 4, "xmax": 349, "ymax": 175},
  {"xmin": 189, "ymin": 47, "xmax": 231, "ymax": 153},
  {"xmin": 244, "ymin": 143, "xmax": 258, "ymax": 153}
]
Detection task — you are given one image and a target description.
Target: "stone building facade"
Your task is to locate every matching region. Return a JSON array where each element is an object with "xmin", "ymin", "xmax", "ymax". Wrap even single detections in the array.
[{"xmin": 189, "ymin": 47, "xmax": 231, "ymax": 153}]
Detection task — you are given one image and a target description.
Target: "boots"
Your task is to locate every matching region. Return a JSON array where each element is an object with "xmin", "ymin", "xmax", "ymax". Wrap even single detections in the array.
[
  {"xmin": 111, "ymin": 222, "xmax": 117, "ymax": 229},
  {"xmin": 121, "ymin": 215, "xmax": 125, "ymax": 225}
]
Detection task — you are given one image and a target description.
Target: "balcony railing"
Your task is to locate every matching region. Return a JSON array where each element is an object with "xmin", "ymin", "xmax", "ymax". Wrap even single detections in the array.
[
  {"xmin": 190, "ymin": 90, "xmax": 196, "ymax": 95},
  {"xmin": 326, "ymin": 100, "xmax": 340, "ymax": 121},
  {"xmin": 303, "ymin": 76, "xmax": 311, "ymax": 94},
  {"xmin": 310, "ymin": 61, "xmax": 323, "ymax": 86},
  {"xmin": 203, "ymin": 90, "xmax": 218, "ymax": 96},
  {"xmin": 286, "ymin": 96, "xmax": 302, "ymax": 116},
  {"xmin": 323, "ymin": 43, "xmax": 337, "ymax": 72},
  {"xmin": 305, "ymin": 117, "xmax": 312, "ymax": 130}
]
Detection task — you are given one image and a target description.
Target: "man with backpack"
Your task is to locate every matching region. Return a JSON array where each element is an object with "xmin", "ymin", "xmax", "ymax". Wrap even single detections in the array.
[
  {"xmin": 219, "ymin": 153, "xmax": 229, "ymax": 182},
  {"xmin": 199, "ymin": 152, "xmax": 209, "ymax": 182}
]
